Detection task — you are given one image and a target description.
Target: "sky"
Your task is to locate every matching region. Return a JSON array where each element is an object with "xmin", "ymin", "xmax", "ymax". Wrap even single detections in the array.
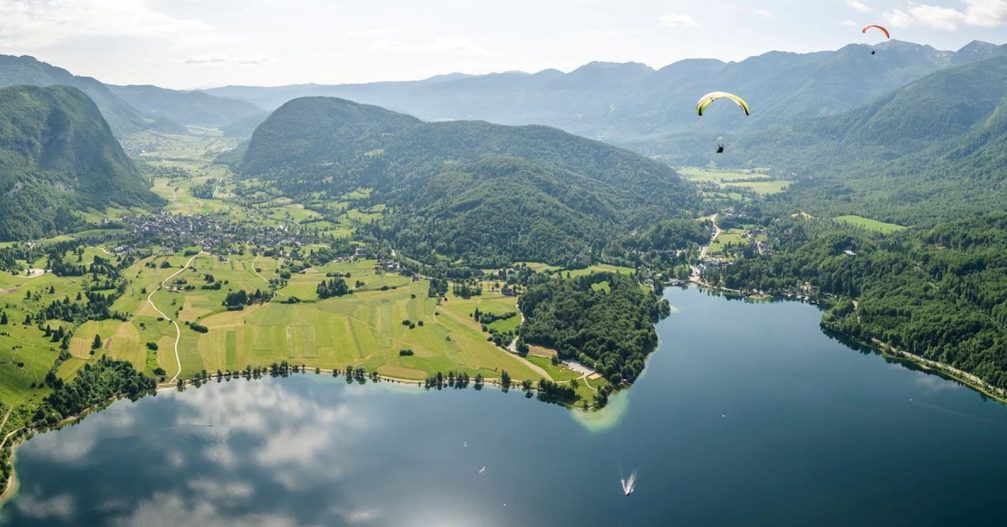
[{"xmin": 1, "ymin": 0, "xmax": 1006, "ymax": 89}]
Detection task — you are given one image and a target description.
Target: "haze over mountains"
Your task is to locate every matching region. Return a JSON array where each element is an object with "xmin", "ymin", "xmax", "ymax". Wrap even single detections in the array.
[
  {"xmin": 0, "ymin": 54, "xmax": 266, "ymax": 138},
  {"xmin": 4, "ymin": 38, "xmax": 1007, "ymax": 242},
  {"xmin": 208, "ymin": 40, "xmax": 1007, "ymax": 156}
]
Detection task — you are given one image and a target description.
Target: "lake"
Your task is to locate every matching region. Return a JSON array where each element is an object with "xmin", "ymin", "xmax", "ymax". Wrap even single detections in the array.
[{"xmin": 3, "ymin": 286, "xmax": 1007, "ymax": 526}]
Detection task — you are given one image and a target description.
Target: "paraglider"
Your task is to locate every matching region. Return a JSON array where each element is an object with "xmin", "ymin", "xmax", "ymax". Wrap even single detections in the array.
[
  {"xmin": 696, "ymin": 92, "xmax": 751, "ymax": 117},
  {"xmin": 862, "ymin": 24, "xmax": 891, "ymax": 39},
  {"xmin": 697, "ymin": 92, "xmax": 749, "ymax": 153},
  {"xmin": 862, "ymin": 24, "xmax": 890, "ymax": 55}
]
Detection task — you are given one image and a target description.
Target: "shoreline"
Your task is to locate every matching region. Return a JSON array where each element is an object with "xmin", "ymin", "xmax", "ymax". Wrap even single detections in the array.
[
  {"xmin": 685, "ymin": 279, "xmax": 1007, "ymax": 406},
  {"xmin": 863, "ymin": 334, "xmax": 1007, "ymax": 405},
  {"xmin": 0, "ymin": 364, "xmax": 586, "ymax": 508}
]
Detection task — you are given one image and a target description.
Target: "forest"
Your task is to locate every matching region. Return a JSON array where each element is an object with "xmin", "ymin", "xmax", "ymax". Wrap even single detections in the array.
[
  {"xmin": 706, "ymin": 212, "xmax": 1007, "ymax": 390},
  {"xmin": 519, "ymin": 272, "xmax": 670, "ymax": 385},
  {"xmin": 239, "ymin": 96, "xmax": 700, "ymax": 266}
]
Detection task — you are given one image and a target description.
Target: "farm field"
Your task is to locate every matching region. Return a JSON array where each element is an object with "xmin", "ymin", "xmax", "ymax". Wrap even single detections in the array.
[
  {"xmin": 678, "ymin": 167, "xmax": 790, "ymax": 196},
  {"xmin": 834, "ymin": 215, "xmax": 908, "ymax": 234}
]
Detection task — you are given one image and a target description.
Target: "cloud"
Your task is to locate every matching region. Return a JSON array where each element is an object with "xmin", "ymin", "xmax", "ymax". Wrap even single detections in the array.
[
  {"xmin": 660, "ymin": 13, "xmax": 699, "ymax": 27},
  {"xmin": 906, "ymin": 0, "xmax": 1007, "ymax": 30},
  {"xmin": 182, "ymin": 53, "xmax": 270, "ymax": 65},
  {"xmin": 848, "ymin": 1, "xmax": 872, "ymax": 13},
  {"xmin": 369, "ymin": 36, "xmax": 496, "ymax": 57},
  {"xmin": 884, "ymin": 8, "xmax": 915, "ymax": 27},
  {"xmin": 879, "ymin": 1, "xmax": 1007, "ymax": 31},
  {"xmin": 15, "ymin": 491, "xmax": 76, "ymax": 521},
  {"xmin": 0, "ymin": 0, "xmax": 216, "ymax": 49},
  {"xmin": 330, "ymin": 505, "xmax": 382, "ymax": 525},
  {"xmin": 757, "ymin": 8, "xmax": 773, "ymax": 18},
  {"xmin": 347, "ymin": 27, "xmax": 399, "ymax": 38},
  {"xmin": 114, "ymin": 493, "xmax": 304, "ymax": 527}
]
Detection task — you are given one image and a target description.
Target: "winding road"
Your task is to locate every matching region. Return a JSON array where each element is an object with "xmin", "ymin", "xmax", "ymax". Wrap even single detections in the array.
[
  {"xmin": 146, "ymin": 253, "xmax": 201, "ymax": 384},
  {"xmin": 699, "ymin": 213, "xmax": 721, "ymax": 260}
]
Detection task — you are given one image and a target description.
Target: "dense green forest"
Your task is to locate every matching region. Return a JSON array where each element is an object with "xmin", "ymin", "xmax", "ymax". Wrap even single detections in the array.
[
  {"xmin": 34, "ymin": 357, "xmax": 155, "ymax": 425},
  {"xmin": 0, "ymin": 85, "xmax": 162, "ymax": 240},
  {"xmin": 727, "ymin": 56, "xmax": 1007, "ymax": 226},
  {"xmin": 519, "ymin": 272, "xmax": 670, "ymax": 385},
  {"xmin": 707, "ymin": 212, "xmax": 1007, "ymax": 390},
  {"xmin": 239, "ymin": 96, "xmax": 699, "ymax": 265}
]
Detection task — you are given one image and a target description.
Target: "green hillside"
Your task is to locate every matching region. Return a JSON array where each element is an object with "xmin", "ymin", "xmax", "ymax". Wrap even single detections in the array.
[
  {"xmin": 729, "ymin": 56, "xmax": 1007, "ymax": 225},
  {"xmin": 0, "ymin": 85, "xmax": 163, "ymax": 240},
  {"xmin": 241, "ymin": 97, "xmax": 700, "ymax": 265},
  {"xmin": 0, "ymin": 54, "xmax": 180, "ymax": 136}
]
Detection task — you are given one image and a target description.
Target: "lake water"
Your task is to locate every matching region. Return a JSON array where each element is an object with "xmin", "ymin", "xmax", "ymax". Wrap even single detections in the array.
[{"xmin": 4, "ymin": 286, "xmax": 1007, "ymax": 526}]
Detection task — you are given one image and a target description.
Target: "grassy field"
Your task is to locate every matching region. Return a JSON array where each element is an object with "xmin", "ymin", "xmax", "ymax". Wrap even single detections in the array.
[
  {"xmin": 0, "ymin": 246, "xmax": 551, "ymax": 426},
  {"xmin": 834, "ymin": 215, "xmax": 908, "ymax": 234},
  {"xmin": 678, "ymin": 167, "xmax": 790, "ymax": 196},
  {"xmin": 707, "ymin": 229, "xmax": 748, "ymax": 259}
]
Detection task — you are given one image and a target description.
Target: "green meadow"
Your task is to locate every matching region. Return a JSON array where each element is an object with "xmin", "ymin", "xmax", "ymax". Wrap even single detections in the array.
[{"xmin": 834, "ymin": 215, "xmax": 908, "ymax": 234}]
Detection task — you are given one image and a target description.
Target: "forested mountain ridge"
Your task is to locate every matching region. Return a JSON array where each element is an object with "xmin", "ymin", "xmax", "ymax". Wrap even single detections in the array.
[
  {"xmin": 0, "ymin": 54, "xmax": 179, "ymax": 137},
  {"xmin": 241, "ymin": 96, "xmax": 699, "ymax": 265},
  {"xmin": 208, "ymin": 40, "xmax": 1007, "ymax": 155},
  {"xmin": 0, "ymin": 85, "xmax": 163, "ymax": 240},
  {"xmin": 730, "ymin": 56, "xmax": 1007, "ymax": 226}
]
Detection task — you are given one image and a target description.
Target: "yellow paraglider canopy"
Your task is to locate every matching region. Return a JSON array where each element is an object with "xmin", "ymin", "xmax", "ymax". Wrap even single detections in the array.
[{"xmin": 696, "ymin": 92, "xmax": 751, "ymax": 117}]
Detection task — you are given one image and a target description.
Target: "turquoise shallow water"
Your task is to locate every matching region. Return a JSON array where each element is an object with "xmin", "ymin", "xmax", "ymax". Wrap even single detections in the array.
[{"xmin": 4, "ymin": 286, "xmax": 1007, "ymax": 526}]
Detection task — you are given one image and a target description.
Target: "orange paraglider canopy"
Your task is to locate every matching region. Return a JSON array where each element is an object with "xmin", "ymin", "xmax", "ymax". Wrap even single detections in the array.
[{"xmin": 862, "ymin": 24, "xmax": 890, "ymax": 39}]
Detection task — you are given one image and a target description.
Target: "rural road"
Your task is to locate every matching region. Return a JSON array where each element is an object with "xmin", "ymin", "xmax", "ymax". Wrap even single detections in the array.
[
  {"xmin": 699, "ymin": 213, "xmax": 721, "ymax": 260},
  {"xmin": 0, "ymin": 409, "xmax": 12, "ymax": 449},
  {"xmin": 146, "ymin": 252, "xmax": 201, "ymax": 384}
]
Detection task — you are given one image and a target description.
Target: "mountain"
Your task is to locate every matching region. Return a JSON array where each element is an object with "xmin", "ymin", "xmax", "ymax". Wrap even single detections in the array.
[
  {"xmin": 210, "ymin": 41, "xmax": 1007, "ymax": 156},
  {"xmin": 0, "ymin": 55, "xmax": 180, "ymax": 137},
  {"xmin": 108, "ymin": 85, "xmax": 267, "ymax": 135},
  {"xmin": 731, "ymin": 56, "xmax": 1007, "ymax": 226},
  {"xmin": 240, "ymin": 97, "xmax": 699, "ymax": 265},
  {"xmin": 0, "ymin": 85, "xmax": 162, "ymax": 240}
]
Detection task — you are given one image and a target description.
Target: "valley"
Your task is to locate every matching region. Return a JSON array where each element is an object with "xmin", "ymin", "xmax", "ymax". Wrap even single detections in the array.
[{"xmin": 3, "ymin": 23, "xmax": 1007, "ymax": 524}]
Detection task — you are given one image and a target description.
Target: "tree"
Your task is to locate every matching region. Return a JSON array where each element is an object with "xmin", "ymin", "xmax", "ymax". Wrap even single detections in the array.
[
  {"xmin": 0, "ymin": 312, "xmax": 7, "ymax": 325},
  {"xmin": 92, "ymin": 334, "xmax": 103, "ymax": 350}
]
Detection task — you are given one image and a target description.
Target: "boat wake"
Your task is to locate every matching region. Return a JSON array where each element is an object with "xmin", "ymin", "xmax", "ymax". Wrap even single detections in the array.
[{"xmin": 621, "ymin": 469, "xmax": 638, "ymax": 496}]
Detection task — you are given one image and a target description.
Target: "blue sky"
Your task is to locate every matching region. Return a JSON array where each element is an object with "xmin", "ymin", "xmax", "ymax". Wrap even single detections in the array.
[{"xmin": 0, "ymin": 0, "xmax": 1005, "ymax": 88}]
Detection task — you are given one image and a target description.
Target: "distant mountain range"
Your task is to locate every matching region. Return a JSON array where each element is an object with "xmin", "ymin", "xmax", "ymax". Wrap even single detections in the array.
[
  {"xmin": 240, "ymin": 97, "xmax": 699, "ymax": 266},
  {"xmin": 0, "ymin": 85, "xmax": 162, "ymax": 240},
  {"xmin": 0, "ymin": 55, "xmax": 266, "ymax": 138},
  {"xmin": 207, "ymin": 40, "xmax": 1007, "ymax": 156},
  {"xmin": 732, "ymin": 55, "xmax": 1007, "ymax": 226},
  {"xmin": 108, "ymin": 84, "xmax": 266, "ymax": 132}
]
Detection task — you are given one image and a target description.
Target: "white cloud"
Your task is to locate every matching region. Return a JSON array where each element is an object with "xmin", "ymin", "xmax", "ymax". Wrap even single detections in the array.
[
  {"xmin": 0, "ymin": 0, "xmax": 216, "ymax": 49},
  {"xmin": 757, "ymin": 8, "xmax": 773, "ymax": 18},
  {"xmin": 907, "ymin": 0, "xmax": 1007, "ymax": 30},
  {"xmin": 841, "ymin": 19, "xmax": 861, "ymax": 26},
  {"xmin": 848, "ymin": 1, "xmax": 872, "ymax": 14},
  {"xmin": 182, "ymin": 53, "xmax": 271, "ymax": 65},
  {"xmin": 660, "ymin": 13, "xmax": 699, "ymax": 27},
  {"xmin": 15, "ymin": 491, "xmax": 76, "ymax": 521},
  {"xmin": 114, "ymin": 493, "xmax": 303, "ymax": 527},
  {"xmin": 369, "ymin": 36, "xmax": 496, "ymax": 57},
  {"xmin": 346, "ymin": 27, "xmax": 399, "ymax": 38},
  {"xmin": 884, "ymin": 8, "xmax": 915, "ymax": 27},
  {"xmin": 330, "ymin": 505, "xmax": 382, "ymax": 525}
]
